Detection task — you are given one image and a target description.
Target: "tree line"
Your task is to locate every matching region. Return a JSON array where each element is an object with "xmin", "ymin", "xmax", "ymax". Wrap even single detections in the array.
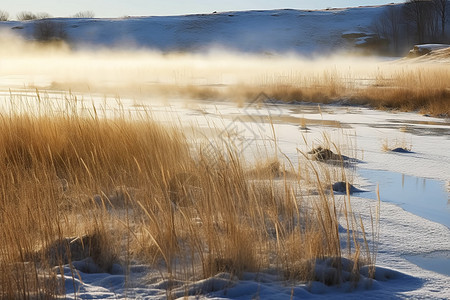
[
  {"xmin": 0, "ymin": 10, "xmax": 95, "ymax": 21},
  {"xmin": 372, "ymin": 0, "xmax": 449, "ymax": 55}
]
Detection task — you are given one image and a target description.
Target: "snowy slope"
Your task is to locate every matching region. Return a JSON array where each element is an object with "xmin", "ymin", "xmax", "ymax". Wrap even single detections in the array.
[{"xmin": 0, "ymin": 6, "xmax": 387, "ymax": 54}]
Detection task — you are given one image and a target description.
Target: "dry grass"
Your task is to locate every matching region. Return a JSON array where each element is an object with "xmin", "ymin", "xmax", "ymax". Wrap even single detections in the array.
[
  {"xmin": 55, "ymin": 60, "xmax": 450, "ymax": 117},
  {"xmin": 76, "ymin": 66, "xmax": 448, "ymax": 116},
  {"xmin": 354, "ymin": 67, "xmax": 450, "ymax": 116},
  {"xmin": 209, "ymin": 65, "xmax": 450, "ymax": 116},
  {"xmin": 0, "ymin": 100, "xmax": 190, "ymax": 297},
  {"xmin": 0, "ymin": 96, "xmax": 379, "ymax": 298}
]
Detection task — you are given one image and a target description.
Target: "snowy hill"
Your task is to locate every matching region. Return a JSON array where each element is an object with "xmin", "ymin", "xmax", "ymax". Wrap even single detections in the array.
[{"xmin": 0, "ymin": 6, "xmax": 388, "ymax": 54}]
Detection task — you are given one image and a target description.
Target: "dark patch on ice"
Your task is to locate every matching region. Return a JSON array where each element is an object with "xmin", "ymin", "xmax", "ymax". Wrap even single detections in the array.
[
  {"xmin": 391, "ymin": 147, "xmax": 413, "ymax": 153},
  {"xmin": 299, "ymin": 126, "xmax": 310, "ymax": 132},
  {"xmin": 331, "ymin": 181, "xmax": 365, "ymax": 194}
]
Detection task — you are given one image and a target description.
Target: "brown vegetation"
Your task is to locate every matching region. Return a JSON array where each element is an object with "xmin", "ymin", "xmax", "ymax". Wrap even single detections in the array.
[
  {"xmin": 0, "ymin": 10, "xmax": 9, "ymax": 21},
  {"xmin": 72, "ymin": 11, "xmax": 95, "ymax": 18},
  {"xmin": 0, "ymin": 97, "xmax": 378, "ymax": 298}
]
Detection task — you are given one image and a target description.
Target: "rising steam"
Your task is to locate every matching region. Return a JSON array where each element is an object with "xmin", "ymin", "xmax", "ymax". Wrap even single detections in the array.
[{"xmin": 0, "ymin": 31, "xmax": 448, "ymax": 108}]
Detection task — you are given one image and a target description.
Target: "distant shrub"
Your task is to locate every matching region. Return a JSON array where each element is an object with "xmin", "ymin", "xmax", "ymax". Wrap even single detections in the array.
[
  {"xmin": 17, "ymin": 11, "xmax": 37, "ymax": 21},
  {"xmin": 17, "ymin": 11, "xmax": 52, "ymax": 21},
  {"xmin": 0, "ymin": 10, "xmax": 9, "ymax": 21},
  {"xmin": 72, "ymin": 10, "xmax": 95, "ymax": 18},
  {"xmin": 36, "ymin": 12, "xmax": 52, "ymax": 19},
  {"xmin": 33, "ymin": 20, "xmax": 67, "ymax": 42}
]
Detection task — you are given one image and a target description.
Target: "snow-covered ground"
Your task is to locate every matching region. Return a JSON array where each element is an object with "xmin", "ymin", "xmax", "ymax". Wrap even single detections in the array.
[{"xmin": 0, "ymin": 6, "xmax": 392, "ymax": 54}]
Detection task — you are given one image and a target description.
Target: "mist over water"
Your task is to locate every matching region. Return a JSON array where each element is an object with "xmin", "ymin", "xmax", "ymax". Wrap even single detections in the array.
[
  {"xmin": 1, "ymin": 32, "xmax": 448, "ymax": 118},
  {"xmin": 0, "ymin": 32, "xmax": 394, "ymax": 99}
]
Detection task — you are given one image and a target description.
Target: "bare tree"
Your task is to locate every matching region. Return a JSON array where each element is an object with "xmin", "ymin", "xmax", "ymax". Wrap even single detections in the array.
[
  {"xmin": 0, "ymin": 10, "xmax": 9, "ymax": 21},
  {"xmin": 370, "ymin": 5, "xmax": 406, "ymax": 54},
  {"xmin": 425, "ymin": 4, "xmax": 441, "ymax": 40},
  {"xmin": 384, "ymin": 6, "xmax": 403, "ymax": 53},
  {"xmin": 404, "ymin": 0, "xmax": 444, "ymax": 43},
  {"xmin": 72, "ymin": 11, "xmax": 95, "ymax": 18},
  {"xmin": 36, "ymin": 12, "xmax": 52, "ymax": 19},
  {"xmin": 17, "ymin": 11, "xmax": 37, "ymax": 21},
  {"xmin": 17, "ymin": 11, "xmax": 52, "ymax": 21},
  {"xmin": 404, "ymin": 0, "xmax": 432, "ymax": 43},
  {"xmin": 433, "ymin": 0, "xmax": 448, "ymax": 40},
  {"xmin": 371, "ymin": 1, "xmax": 447, "ymax": 53}
]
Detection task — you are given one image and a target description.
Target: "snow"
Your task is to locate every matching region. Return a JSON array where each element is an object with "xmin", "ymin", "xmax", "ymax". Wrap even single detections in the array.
[
  {"xmin": 408, "ymin": 44, "xmax": 450, "ymax": 58},
  {"xmin": 414, "ymin": 44, "xmax": 450, "ymax": 52},
  {"xmin": 0, "ymin": 7, "xmax": 386, "ymax": 54},
  {"xmin": 57, "ymin": 199, "xmax": 450, "ymax": 299}
]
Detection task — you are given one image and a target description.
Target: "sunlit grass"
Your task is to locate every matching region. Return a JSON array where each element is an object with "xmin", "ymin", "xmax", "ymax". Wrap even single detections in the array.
[{"xmin": 0, "ymin": 95, "xmax": 379, "ymax": 297}]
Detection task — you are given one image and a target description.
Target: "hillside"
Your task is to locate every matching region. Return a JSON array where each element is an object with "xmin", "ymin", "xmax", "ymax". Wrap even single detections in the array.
[{"xmin": 0, "ymin": 6, "xmax": 387, "ymax": 54}]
